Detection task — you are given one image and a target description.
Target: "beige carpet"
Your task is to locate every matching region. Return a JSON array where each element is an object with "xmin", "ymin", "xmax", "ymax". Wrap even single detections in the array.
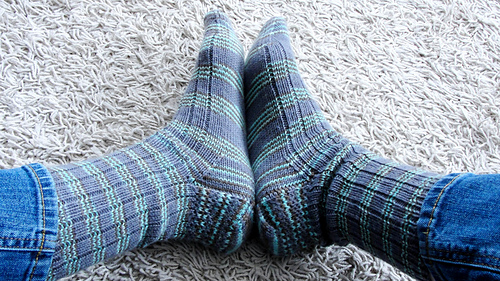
[{"xmin": 1, "ymin": 0, "xmax": 499, "ymax": 280}]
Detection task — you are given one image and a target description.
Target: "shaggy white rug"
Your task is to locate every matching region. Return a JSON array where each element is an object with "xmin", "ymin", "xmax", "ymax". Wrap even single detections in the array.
[{"xmin": 1, "ymin": 0, "xmax": 499, "ymax": 280}]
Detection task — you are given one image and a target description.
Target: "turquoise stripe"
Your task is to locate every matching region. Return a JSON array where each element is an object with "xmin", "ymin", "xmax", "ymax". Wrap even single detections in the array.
[
  {"xmin": 381, "ymin": 169, "xmax": 424, "ymax": 266},
  {"xmin": 208, "ymin": 193, "xmax": 229, "ymax": 245},
  {"xmin": 256, "ymin": 160, "xmax": 290, "ymax": 186},
  {"xmin": 193, "ymin": 64, "xmax": 243, "ymax": 95},
  {"xmin": 101, "ymin": 155, "xmax": 138, "ymax": 250},
  {"xmin": 138, "ymin": 141, "xmax": 172, "ymax": 238},
  {"xmin": 82, "ymin": 159, "xmax": 128, "ymax": 254},
  {"xmin": 261, "ymin": 199, "xmax": 282, "ymax": 255},
  {"xmin": 336, "ymin": 153, "xmax": 377, "ymax": 241},
  {"xmin": 400, "ymin": 174, "xmax": 438, "ymax": 274},
  {"xmin": 58, "ymin": 201, "xmax": 79, "ymax": 275},
  {"xmin": 251, "ymin": 118, "xmax": 328, "ymax": 171},
  {"xmin": 248, "ymin": 88, "xmax": 309, "ymax": 139},
  {"xmin": 247, "ymin": 29, "xmax": 289, "ymax": 60},
  {"xmin": 123, "ymin": 149, "xmax": 151, "ymax": 246},
  {"xmin": 144, "ymin": 133, "xmax": 190, "ymax": 239},
  {"xmin": 246, "ymin": 60, "xmax": 299, "ymax": 109},
  {"xmin": 358, "ymin": 161, "xmax": 397, "ymax": 254},
  {"xmin": 201, "ymin": 30, "xmax": 244, "ymax": 57},
  {"xmin": 225, "ymin": 200, "xmax": 252, "ymax": 254},
  {"xmin": 169, "ymin": 120, "xmax": 247, "ymax": 163},
  {"xmin": 52, "ymin": 169, "xmax": 81, "ymax": 275},
  {"xmin": 258, "ymin": 171, "xmax": 304, "ymax": 196},
  {"xmin": 179, "ymin": 92, "xmax": 244, "ymax": 129}
]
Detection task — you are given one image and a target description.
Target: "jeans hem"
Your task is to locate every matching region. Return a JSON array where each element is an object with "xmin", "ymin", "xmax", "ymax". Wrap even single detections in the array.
[
  {"xmin": 418, "ymin": 172, "xmax": 500, "ymax": 280},
  {"xmin": 0, "ymin": 163, "xmax": 58, "ymax": 281},
  {"xmin": 25, "ymin": 163, "xmax": 59, "ymax": 281}
]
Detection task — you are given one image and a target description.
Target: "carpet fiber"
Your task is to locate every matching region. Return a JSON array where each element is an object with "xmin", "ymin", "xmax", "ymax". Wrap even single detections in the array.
[{"xmin": 1, "ymin": 0, "xmax": 499, "ymax": 280}]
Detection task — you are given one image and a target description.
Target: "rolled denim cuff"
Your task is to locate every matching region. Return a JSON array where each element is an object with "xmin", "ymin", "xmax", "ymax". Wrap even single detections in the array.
[
  {"xmin": 0, "ymin": 163, "xmax": 58, "ymax": 281},
  {"xmin": 418, "ymin": 173, "xmax": 500, "ymax": 281}
]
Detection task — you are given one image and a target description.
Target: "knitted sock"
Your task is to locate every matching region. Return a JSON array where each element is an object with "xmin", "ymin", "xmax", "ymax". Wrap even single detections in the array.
[
  {"xmin": 48, "ymin": 11, "xmax": 253, "ymax": 279},
  {"xmin": 245, "ymin": 17, "xmax": 442, "ymax": 280}
]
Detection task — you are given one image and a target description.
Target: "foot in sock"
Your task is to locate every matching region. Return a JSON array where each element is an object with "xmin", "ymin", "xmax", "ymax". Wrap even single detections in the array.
[
  {"xmin": 47, "ymin": 11, "xmax": 254, "ymax": 279},
  {"xmin": 245, "ymin": 18, "xmax": 442, "ymax": 279}
]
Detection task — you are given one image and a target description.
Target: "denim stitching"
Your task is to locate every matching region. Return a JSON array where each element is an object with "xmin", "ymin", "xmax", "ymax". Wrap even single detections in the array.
[
  {"xmin": 429, "ymin": 247, "xmax": 500, "ymax": 262},
  {"xmin": 424, "ymin": 174, "xmax": 462, "ymax": 255},
  {"xmin": 425, "ymin": 255, "xmax": 500, "ymax": 271},
  {"xmin": 27, "ymin": 165, "xmax": 47, "ymax": 281},
  {"xmin": 0, "ymin": 245, "xmax": 52, "ymax": 250},
  {"xmin": 0, "ymin": 237, "xmax": 56, "ymax": 242}
]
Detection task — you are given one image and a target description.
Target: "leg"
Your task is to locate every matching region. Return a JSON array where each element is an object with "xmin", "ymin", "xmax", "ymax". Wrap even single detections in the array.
[
  {"xmin": 245, "ymin": 18, "xmax": 441, "ymax": 280},
  {"xmin": 0, "ymin": 10, "xmax": 254, "ymax": 281}
]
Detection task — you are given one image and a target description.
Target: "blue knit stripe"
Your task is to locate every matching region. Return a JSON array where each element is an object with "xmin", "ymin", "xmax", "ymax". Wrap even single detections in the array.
[
  {"xmin": 251, "ymin": 124, "xmax": 329, "ymax": 171},
  {"xmin": 247, "ymin": 29, "xmax": 289, "ymax": 61},
  {"xmin": 246, "ymin": 17, "xmax": 441, "ymax": 280},
  {"xmin": 400, "ymin": 174, "xmax": 438, "ymax": 274},
  {"xmin": 49, "ymin": 168, "xmax": 83, "ymax": 274},
  {"xmin": 139, "ymin": 142, "xmax": 173, "ymax": 236},
  {"xmin": 168, "ymin": 120, "xmax": 247, "ymax": 162},
  {"xmin": 48, "ymin": 11, "xmax": 253, "ymax": 280},
  {"xmin": 359, "ymin": 161, "xmax": 398, "ymax": 254},
  {"xmin": 336, "ymin": 153, "xmax": 378, "ymax": 240},
  {"xmin": 191, "ymin": 64, "xmax": 243, "ymax": 96},
  {"xmin": 247, "ymin": 88, "xmax": 314, "ymax": 146},
  {"xmin": 179, "ymin": 92, "xmax": 244, "ymax": 128},
  {"xmin": 121, "ymin": 149, "xmax": 151, "ymax": 246},
  {"xmin": 94, "ymin": 158, "xmax": 130, "ymax": 253},
  {"xmin": 248, "ymin": 87, "xmax": 309, "ymax": 135},
  {"xmin": 208, "ymin": 192, "xmax": 230, "ymax": 245},
  {"xmin": 53, "ymin": 165, "xmax": 106, "ymax": 272},
  {"xmin": 229, "ymin": 200, "xmax": 254, "ymax": 253},
  {"xmin": 201, "ymin": 26, "xmax": 244, "ymax": 57},
  {"xmin": 245, "ymin": 60, "xmax": 299, "ymax": 108}
]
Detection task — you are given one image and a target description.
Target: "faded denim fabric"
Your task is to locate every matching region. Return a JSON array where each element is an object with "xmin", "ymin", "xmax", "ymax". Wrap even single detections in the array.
[
  {"xmin": 0, "ymin": 163, "xmax": 58, "ymax": 281},
  {"xmin": 419, "ymin": 173, "xmax": 500, "ymax": 281}
]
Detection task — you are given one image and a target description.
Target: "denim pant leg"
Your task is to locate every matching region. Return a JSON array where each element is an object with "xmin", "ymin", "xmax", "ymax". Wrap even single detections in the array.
[
  {"xmin": 418, "ymin": 173, "xmax": 500, "ymax": 280},
  {"xmin": 0, "ymin": 163, "xmax": 58, "ymax": 281}
]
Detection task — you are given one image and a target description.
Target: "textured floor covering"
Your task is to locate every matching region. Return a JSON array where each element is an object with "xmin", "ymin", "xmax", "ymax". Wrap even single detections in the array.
[{"xmin": 1, "ymin": 0, "xmax": 499, "ymax": 280}]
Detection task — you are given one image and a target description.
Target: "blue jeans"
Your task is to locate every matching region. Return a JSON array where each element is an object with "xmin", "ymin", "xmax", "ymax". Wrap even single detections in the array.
[
  {"xmin": 418, "ymin": 173, "xmax": 500, "ymax": 280},
  {"xmin": 0, "ymin": 164, "xmax": 58, "ymax": 281},
  {"xmin": 0, "ymin": 165, "xmax": 499, "ymax": 280}
]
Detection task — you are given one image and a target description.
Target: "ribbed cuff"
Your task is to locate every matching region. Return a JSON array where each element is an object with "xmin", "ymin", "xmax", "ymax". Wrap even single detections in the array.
[{"xmin": 325, "ymin": 149, "xmax": 441, "ymax": 279}]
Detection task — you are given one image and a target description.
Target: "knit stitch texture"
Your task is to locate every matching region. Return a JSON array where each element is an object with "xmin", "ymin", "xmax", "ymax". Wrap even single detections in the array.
[
  {"xmin": 48, "ymin": 10, "xmax": 254, "ymax": 279},
  {"xmin": 245, "ymin": 17, "xmax": 442, "ymax": 280}
]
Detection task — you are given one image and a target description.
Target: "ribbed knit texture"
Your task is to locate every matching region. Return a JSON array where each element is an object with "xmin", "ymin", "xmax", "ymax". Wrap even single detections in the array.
[
  {"xmin": 48, "ymin": 11, "xmax": 254, "ymax": 280},
  {"xmin": 245, "ymin": 17, "xmax": 442, "ymax": 280}
]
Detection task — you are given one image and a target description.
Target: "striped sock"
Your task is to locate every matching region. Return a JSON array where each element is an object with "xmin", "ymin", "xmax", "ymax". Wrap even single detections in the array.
[
  {"xmin": 245, "ymin": 17, "xmax": 442, "ymax": 279},
  {"xmin": 48, "ymin": 11, "xmax": 254, "ymax": 279}
]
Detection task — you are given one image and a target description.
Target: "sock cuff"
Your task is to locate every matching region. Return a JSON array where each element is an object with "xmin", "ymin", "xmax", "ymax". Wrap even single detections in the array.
[{"xmin": 324, "ymin": 148, "xmax": 442, "ymax": 278}]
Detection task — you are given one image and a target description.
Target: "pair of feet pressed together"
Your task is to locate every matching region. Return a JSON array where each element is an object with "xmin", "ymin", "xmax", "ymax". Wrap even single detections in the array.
[{"xmin": 47, "ymin": 11, "xmax": 442, "ymax": 280}]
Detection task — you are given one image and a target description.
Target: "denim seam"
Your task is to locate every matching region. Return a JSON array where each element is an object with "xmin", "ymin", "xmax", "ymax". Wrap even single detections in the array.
[
  {"xmin": 424, "ymin": 173, "xmax": 462, "ymax": 255},
  {"xmin": 26, "ymin": 164, "xmax": 48, "ymax": 281},
  {"xmin": 424, "ymin": 255, "xmax": 500, "ymax": 271},
  {"xmin": 0, "ymin": 245, "xmax": 53, "ymax": 250},
  {"xmin": 0, "ymin": 237, "xmax": 57, "ymax": 242},
  {"xmin": 428, "ymin": 248, "xmax": 500, "ymax": 262}
]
